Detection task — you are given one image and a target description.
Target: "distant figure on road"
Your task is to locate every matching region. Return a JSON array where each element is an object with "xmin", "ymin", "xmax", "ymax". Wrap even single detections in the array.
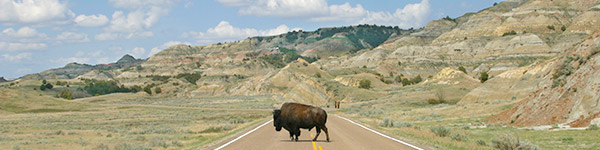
[{"xmin": 273, "ymin": 102, "xmax": 330, "ymax": 142}]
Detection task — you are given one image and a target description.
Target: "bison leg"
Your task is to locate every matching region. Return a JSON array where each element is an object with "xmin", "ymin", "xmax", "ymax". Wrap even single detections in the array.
[
  {"xmin": 288, "ymin": 131, "xmax": 294, "ymax": 141},
  {"xmin": 294, "ymin": 128, "xmax": 300, "ymax": 142},
  {"xmin": 312, "ymin": 126, "xmax": 321, "ymax": 141},
  {"xmin": 322, "ymin": 126, "xmax": 330, "ymax": 142}
]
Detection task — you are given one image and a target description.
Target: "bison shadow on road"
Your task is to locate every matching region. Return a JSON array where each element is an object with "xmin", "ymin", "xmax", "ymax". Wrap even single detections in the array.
[{"xmin": 279, "ymin": 140, "xmax": 332, "ymax": 143}]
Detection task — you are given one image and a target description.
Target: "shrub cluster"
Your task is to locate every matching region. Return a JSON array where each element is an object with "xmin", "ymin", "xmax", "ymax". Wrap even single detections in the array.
[
  {"xmin": 430, "ymin": 126, "xmax": 451, "ymax": 137},
  {"xmin": 358, "ymin": 79, "xmax": 371, "ymax": 89},
  {"xmin": 502, "ymin": 30, "xmax": 517, "ymax": 36},
  {"xmin": 81, "ymin": 79, "xmax": 136, "ymax": 96},
  {"xmin": 491, "ymin": 134, "xmax": 539, "ymax": 150},
  {"xmin": 39, "ymin": 80, "xmax": 53, "ymax": 91},
  {"xmin": 260, "ymin": 47, "xmax": 318, "ymax": 68},
  {"xmin": 176, "ymin": 73, "xmax": 202, "ymax": 85}
]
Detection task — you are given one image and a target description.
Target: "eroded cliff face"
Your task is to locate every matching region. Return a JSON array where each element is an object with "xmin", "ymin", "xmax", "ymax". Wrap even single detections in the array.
[
  {"xmin": 488, "ymin": 28, "xmax": 600, "ymax": 127},
  {"xmin": 317, "ymin": 0, "xmax": 598, "ymax": 82}
]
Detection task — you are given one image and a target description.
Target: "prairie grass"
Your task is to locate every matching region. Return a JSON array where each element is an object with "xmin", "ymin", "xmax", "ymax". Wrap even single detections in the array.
[{"xmin": 0, "ymin": 87, "xmax": 271, "ymax": 150}]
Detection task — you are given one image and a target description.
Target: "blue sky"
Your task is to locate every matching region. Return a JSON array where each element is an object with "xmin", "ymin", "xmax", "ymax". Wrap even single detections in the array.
[{"xmin": 0, "ymin": 0, "xmax": 503, "ymax": 78}]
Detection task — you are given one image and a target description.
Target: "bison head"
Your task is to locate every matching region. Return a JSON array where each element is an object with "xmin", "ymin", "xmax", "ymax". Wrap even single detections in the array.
[{"xmin": 273, "ymin": 109, "xmax": 282, "ymax": 131}]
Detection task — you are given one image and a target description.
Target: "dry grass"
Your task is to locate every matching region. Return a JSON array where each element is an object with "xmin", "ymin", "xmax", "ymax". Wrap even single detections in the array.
[
  {"xmin": 335, "ymin": 81, "xmax": 600, "ymax": 150},
  {"xmin": 0, "ymin": 83, "xmax": 272, "ymax": 150}
]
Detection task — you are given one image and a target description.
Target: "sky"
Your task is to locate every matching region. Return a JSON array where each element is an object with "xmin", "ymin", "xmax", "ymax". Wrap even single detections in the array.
[{"xmin": 0, "ymin": 0, "xmax": 503, "ymax": 79}]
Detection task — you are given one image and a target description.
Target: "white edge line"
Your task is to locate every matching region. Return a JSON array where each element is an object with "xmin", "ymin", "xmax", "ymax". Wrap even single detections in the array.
[
  {"xmin": 215, "ymin": 119, "xmax": 274, "ymax": 150},
  {"xmin": 335, "ymin": 115, "xmax": 424, "ymax": 150}
]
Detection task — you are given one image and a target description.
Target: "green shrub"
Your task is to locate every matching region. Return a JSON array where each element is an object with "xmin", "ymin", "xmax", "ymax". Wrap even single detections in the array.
[
  {"xmin": 561, "ymin": 136, "xmax": 574, "ymax": 143},
  {"xmin": 476, "ymin": 139, "xmax": 487, "ymax": 146},
  {"xmin": 480, "ymin": 72, "xmax": 489, "ymax": 83},
  {"xmin": 154, "ymin": 87, "xmax": 162, "ymax": 94},
  {"xmin": 176, "ymin": 73, "xmax": 202, "ymax": 85},
  {"xmin": 561, "ymin": 25, "xmax": 566, "ymax": 31},
  {"xmin": 442, "ymin": 16, "xmax": 456, "ymax": 22},
  {"xmin": 547, "ymin": 25, "xmax": 555, "ymax": 30},
  {"xmin": 359, "ymin": 79, "xmax": 371, "ymax": 89},
  {"xmin": 45, "ymin": 83, "xmax": 53, "ymax": 89},
  {"xmin": 458, "ymin": 66, "xmax": 467, "ymax": 74},
  {"xmin": 393, "ymin": 121, "xmax": 412, "ymax": 128},
  {"xmin": 96, "ymin": 143, "xmax": 109, "ymax": 150},
  {"xmin": 171, "ymin": 141, "xmax": 183, "ymax": 147},
  {"xmin": 411, "ymin": 75, "xmax": 423, "ymax": 84},
  {"xmin": 150, "ymin": 137, "xmax": 168, "ymax": 148},
  {"xmin": 82, "ymin": 79, "xmax": 134, "ymax": 95},
  {"xmin": 143, "ymin": 86, "xmax": 152, "ymax": 95},
  {"xmin": 502, "ymin": 30, "xmax": 517, "ymax": 36},
  {"xmin": 588, "ymin": 124, "xmax": 599, "ymax": 130},
  {"xmin": 451, "ymin": 133, "xmax": 469, "ymax": 141},
  {"xmin": 60, "ymin": 89, "xmax": 73, "ymax": 100},
  {"xmin": 114, "ymin": 143, "xmax": 151, "ymax": 150},
  {"xmin": 401, "ymin": 78, "xmax": 412, "ymax": 86},
  {"xmin": 379, "ymin": 118, "xmax": 394, "ymax": 127},
  {"xmin": 359, "ymin": 108, "xmax": 384, "ymax": 117},
  {"xmin": 427, "ymin": 99, "xmax": 445, "ymax": 105},
  {"xmin": 147, "ymin": 75, "xmax": 170, "ymax": 82},
  {"xmin": 430, "ymin": 126, "xmax": 451, "ymax": 137},
  {"xmin": 492, "ymin": 134, "xmax": 539, "ymax": 150},
  {"xmin": 130, "ymin": 85, "xmax": 142, "ymax": 93},
  {"xmin": 259, "ymin": 47, "xmax": 318, "ymax": 68}
]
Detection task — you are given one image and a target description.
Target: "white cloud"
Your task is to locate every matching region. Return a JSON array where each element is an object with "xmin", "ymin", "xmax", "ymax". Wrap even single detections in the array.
[
  {"xmin": 149, "ymin": 41, "xmax": 191, "ymax": 57},
  {"xmin": 108, "ymin": 0, "xmax": 177, "ymax": 9},
  {"xmin": 238, "ymin": 0, "xmax": 329, "ymax": 18},
  {"xmin": 74, "ymin": 14, "xmax": 109, "ymax": 27},
  {"xmin": 51, "ymin": 57, "xmax": 90, "ymax": 64},
  {"xmin": 359, "ymin": 0, "xmax": 431, "ymax": 28},
  {"xmin": 130, "ymin": 47, "xmax": 146, "ymax": 58},
  {"xmin": 94, "ymin": 31, "xmax": 153, "ymax": 41},
  {"xmin": 183, "ymin": 21, "xmax": 300, "ymax": 44},
  {"xmin": 94, "ymin": 32, "xmax": 119, "ymax": 41},
  {"xmin": 99, "ymin": 0, "xmax": 175, "ymax": 40},
  {"xmin": 105, "ymin": 10, "xmax": 162, "ymax": 33},
  {"xmin": 1, "ymin": 52, "xmax": 32, "ymax": 62},
  {"xmin": 56, "ymin": 32, "xmax": 90, "ymax": 43},
  {"xmin": 0, "ymin": 42, "xmax": 46, "ymax": 51},
  {"xmin": 184, "ymin": 1, "xmax": 193, "ymax": 8},
  {"xmin": 0, "ymin": 0, "xmax": 74, "ymax": 25},
  {"xmin": 2, "ymin": 27, "xmax": 47, "ymax": 38},
  {"xmin": 228, "ymin": 0, "xmax": 431, "ymax": 28},
  {"xmin": 216, "ymin": 0, "xmax": 251, "ymax": 7},
  {"xmin": 309, "ymin": 3, "xmax": 367, "ymax": 22}
]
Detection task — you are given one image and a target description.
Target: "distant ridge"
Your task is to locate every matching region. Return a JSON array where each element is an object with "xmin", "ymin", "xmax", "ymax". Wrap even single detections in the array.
[{"xmin": 20, "ymin": 54, "xmax": 145, "ymax": 80}]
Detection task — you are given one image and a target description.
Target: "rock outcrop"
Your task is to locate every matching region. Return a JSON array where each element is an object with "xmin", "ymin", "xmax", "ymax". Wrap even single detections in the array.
[{"xmin": 488, "ymin": 28, "xmax": 600, "ymax": 127}]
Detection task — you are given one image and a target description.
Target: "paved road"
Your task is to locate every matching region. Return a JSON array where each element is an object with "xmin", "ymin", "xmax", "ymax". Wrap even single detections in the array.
[{"xmin": 213, "ymin": 115, "xmax": 422, "ymax": 150}]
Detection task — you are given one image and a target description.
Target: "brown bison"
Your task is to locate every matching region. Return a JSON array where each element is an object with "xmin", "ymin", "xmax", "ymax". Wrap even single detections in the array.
[{"xmin": 273, "ymin": 102, "xmax": 330, "ymax": 142}]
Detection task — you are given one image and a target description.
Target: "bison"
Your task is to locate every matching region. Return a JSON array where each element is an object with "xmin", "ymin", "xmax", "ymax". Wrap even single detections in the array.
[{"xmin": 273, "ymin": 102, "xmax": 330, "ymax": 142}]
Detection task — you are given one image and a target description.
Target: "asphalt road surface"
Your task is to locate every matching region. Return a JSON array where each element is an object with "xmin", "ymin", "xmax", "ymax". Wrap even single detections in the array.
[{"xmin": 213, "ymin": 115, "xmax": 422, "ymax": 150}]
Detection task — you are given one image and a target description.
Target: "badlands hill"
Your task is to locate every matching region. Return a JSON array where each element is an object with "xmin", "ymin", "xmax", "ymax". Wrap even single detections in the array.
[{"xmin": 16, "ymin": 0, "xmax": 600, "ymax": 127}]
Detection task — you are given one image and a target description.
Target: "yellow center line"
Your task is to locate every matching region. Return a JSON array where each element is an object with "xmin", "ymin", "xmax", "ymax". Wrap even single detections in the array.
[
  {"xmin": 319, "ymin": 146, "xmax": 323, "ymax": 150},
  {"xmin": 310, "ymin": 133, "xmax": 317, "ymax": 150}
]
